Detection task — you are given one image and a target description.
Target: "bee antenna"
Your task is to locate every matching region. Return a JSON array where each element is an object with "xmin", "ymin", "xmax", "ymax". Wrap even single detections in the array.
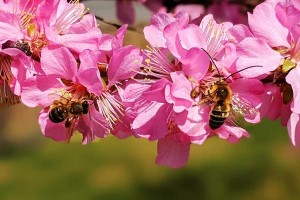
[
  {"xmin": 201, "ymin": 48, "xmax": 221, "ymax": 81},
  {"xmin": 225, "ymin": 65, "xmax": 263, "ymax": 80}
]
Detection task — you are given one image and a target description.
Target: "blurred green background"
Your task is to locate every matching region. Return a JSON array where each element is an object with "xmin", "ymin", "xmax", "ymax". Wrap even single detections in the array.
[
  {"xmin": 1, "ymin": 2, "xmax": 300, "ymax": 199},
  {"xmin": 1, "ymin": 92, "xmax": 300, "ymax": 200}
]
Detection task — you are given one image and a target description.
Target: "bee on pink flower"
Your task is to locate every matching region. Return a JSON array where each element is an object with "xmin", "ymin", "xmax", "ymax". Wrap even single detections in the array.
[
  {"xmin": 20, "ymin": 23, "xmax": 143, "ymax": 143},
  {"xmin": 20, "ymin": 46, "xmax": 108, "ymax": 143},
  {"xmin": 123, "ymin": 12, "xmax": 263, "ymax": 168}
]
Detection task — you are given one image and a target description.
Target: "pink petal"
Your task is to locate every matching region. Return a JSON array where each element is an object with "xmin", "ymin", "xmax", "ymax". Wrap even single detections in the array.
[
  {"xmin": 259, "ymin": 84, "xmax": 282, "ymax": 120},
  {"xmin": 291, "ymin": 0, "xmax": 300, "ymax": 10},
  {"xmin": 75, "ymin": 67, "xmax": 103, "ymax": 96},
  {"xmin": 21, "ymin": 75, "xmax": 63, "ymax": 107},
  {"xmin": 177, "ymin": 105, "xmax": 210, "ymax": 138},
  {"xmin": 286, "ymin": 67, "xmax": 300, "ymax": 114},
  {"xmin": 230, "ymin": 78, "xmax": 264, "ymax": 124},
  {"xmin": 111, "ymin": 114, "xmax": 134, "ymax": 139},
  {"xmin": 228, "ymin": 24, "xmax": 254, "ymax": 44},
  {"xmin": 216, "ymin": 43, "xmax": 237, "ymax": 73},
  {"xmin": 163, "ymin": 18, "xmax": 190, "ymax": 59},
  {"xmin": 287, "ymin": 112, "xmax": 300, "ymax": 146},
  {"xmin": 165, "ymin": 72, "xmax": 194, "ymax": 113},
  {"xmin": 39, "ymin": 109, "xmax": 69, "ymax": 142},
  {"xmin": 177, "ymin": 25, "xmax": 207, "ymax": 51},
  {"xmin": 77, "ymin": 106, "xmax": 109, "ymax": 144},
  {"xmin": 144, "ymin": 25, "xmax": 167, "ymax": 47},
  {"xmin": 41, "ymin": 46, "xmax": 77, "ymax": 80},
  {"xmin": 142, "ymin": 78, "xmax": 170, "ymax": 103},
  {"xmin": 121, "ymin": 81, "xmax": 151, "ymax": 103},
  {"xmin": 112, "ymin": 24, "xmax": 128, "ymax": 49},
  {"xmin": 150, "ymin": 13, "xmax": 176, "ymax": 30},
  {"xmin": 281, "ymin": 102, "xmax": 292, "ymax": 126},
  {"xmin": 107, "ymin": 46, "xmax": 143, "ymax": 88},
  {"xmin": 155, "ymin": 132, "xmax": 190, "ymax": 168},
  {"xmin": 77, "ymin": 50, "xmax": 103, "ymax": 96},
  {"xmin": 144, "ymin": 13, "xmax": 176, "ymax": 47},
  {"xmin": 0, "ymin": 12, "xmax": 24, "ymax": 44},
  {"xmin": 217, "ymin": 125, "xmax": 249, "ymax": 144},
  {"xmin": 69, "ymin": 14, "xmax": 99, "ymax": 33},
  {"xmin": 132, "ymin": 102, "xmax": 172, "ymax": 140},
  {"xmin": 275, "ymin": 2, "xmax": 300, "ymax": 33},
  {"xmin": 230, "ymin": 78, "xmax": 264, "ymax": 95},
  {"xmin": 98, "ymin": 34, "xmax": 113, "ymax": 52},
  {"xmin": 248, "ymin": 2, "xmax": 290, "ymax": 48},
  {"xmin": 58, "ymin": 27, "xmax": 102, "ymax": 53},
  {"xmin": 236, "ymin": 37, "xmax": 282, "ymax": 78},
  {"xmin": 180, "ymin": 48, "xmax": 210, "ymax": 80}
]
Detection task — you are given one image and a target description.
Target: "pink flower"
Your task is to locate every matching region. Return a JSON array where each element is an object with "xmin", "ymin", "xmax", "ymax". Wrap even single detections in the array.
[
  {"xmin": 0, "ymin": 0, "xmax": 103, "ymax": 106},
  {"xmin": 156, "ymin": 131, "xmax": 191, "ymax": 169},
  {"xmin": 288, "ymin": 113, "xmax": 300, "ymax": 145},
  {"xmin": 124, "ymin": 12, "xmax": 261, "ymax": 168},
  {"xmin": 143, "ymin": 12, "xmax": 190, "ymax": 48},
  {"xmin": 230, "ymin": 1, "xmax": 300, "ymax": 145},
  {"xmin": 176, "ymin": 70, "xmax": 263, "ymax": 142},
  {"xmin": 21, "ymin": 46, "xmax": 110, "ymax": 143},
  {"xmin": 39, "ymin": 0, "xmax": 102, "ymax": 54},
  {"xmin": 0, "ymin": 47, "xmax": 33, "ymax": 105}
]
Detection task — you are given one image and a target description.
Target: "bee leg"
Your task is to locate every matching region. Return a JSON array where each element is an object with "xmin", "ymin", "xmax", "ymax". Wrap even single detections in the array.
[
  {"xmin": 65, "ymin": 118, "xmax": 75, "ymax": 143},
  {"xmin": 196, "ymin": 99, "xmax": 206, "ymax": 106}
]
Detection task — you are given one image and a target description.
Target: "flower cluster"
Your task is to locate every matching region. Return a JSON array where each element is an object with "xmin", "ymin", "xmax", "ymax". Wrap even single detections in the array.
[{"xmin": 1, "ymin": 0, "xmax": 300, "ymax": 168}]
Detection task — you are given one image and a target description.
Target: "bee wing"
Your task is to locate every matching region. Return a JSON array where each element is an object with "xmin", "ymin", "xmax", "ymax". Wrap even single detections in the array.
[
  {"xmin": 48, "ymin": 92, "xmax": 73, "ymax": 103},
  {"xmin": 65, "ymin": 117, "xmax": 79, "ymax": 142},
  {"xmin": 230, "ymin": 93, "xmax": 259, "ymax": 120},
  {"xmin": 48, "ymin": 93, "xmax": 62, "ymax": 102}
]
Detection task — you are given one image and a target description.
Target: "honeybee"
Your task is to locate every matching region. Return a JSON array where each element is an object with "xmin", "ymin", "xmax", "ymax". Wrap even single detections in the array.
[
  {"xmin": 205, "ymin": 78, "xmax": 260, "ymax": 130},
  {"xmin": 2, "ymin": 40, "xmax": 32, "ymax": 56},
  {"xmin": 48, "ymin": 96, "xmax": 89, "ymax": 128},
  {"xmin": 207, "ymin": 79, "xmax": 232, "ymax": 129},
  {"xmin": 194, "ymin": 49, "xmax": 261, "ymax": 130}
]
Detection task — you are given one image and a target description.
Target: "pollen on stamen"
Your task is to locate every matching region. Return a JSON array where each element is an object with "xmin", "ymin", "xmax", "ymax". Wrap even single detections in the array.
[
  {"xmin": 96, "ymin": 92, "xmax": 124, "ymax": 129},
  {"xmin": 18, "ymin": 0, "xmax": 36, "ymax": 30},
  {"xmin": 201, "ymin": 17, "xmax": 228, "ymax": 58},
  {"xmin": 133, "ymin": 46, "xmax": 176, "ymax": 83},
  {"xmin": 54, "ymin": 0, "xmax": 89, "ymax": 35}
]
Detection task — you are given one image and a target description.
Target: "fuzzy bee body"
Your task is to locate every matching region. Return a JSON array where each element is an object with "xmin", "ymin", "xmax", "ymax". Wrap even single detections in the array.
[
  {"xmin": 49, "ymin": 106, "xmax": 68, "ymax": 123},
  {"xmin": 2, "ymin": 40, "xmax": 32, "ymax": 56},
  {"xmin": 207, "ymin": 80, "xmax": 232, "ymax": 130},
  {"xmin": 13, "ymin": 41, "xmax": 32, "ymax": 56},
  {"xmin": 49, "ymin": 99, "xmax": 89, "ymax": 127}
]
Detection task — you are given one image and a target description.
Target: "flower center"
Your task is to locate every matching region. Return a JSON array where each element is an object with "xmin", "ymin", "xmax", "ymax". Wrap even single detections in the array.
[
  {"xmin": 26, "ymin": 23, "xmax": 48, "ymax": 59},
  {"xmin": 132, "ymin": 46, "xmax": 179, "ymax": 83}
]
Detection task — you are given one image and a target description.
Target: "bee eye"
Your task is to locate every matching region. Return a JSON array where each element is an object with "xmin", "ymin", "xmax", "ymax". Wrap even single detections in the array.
[
  {"xmin": 82, "ymin": 101, "xmax": 89, "ymax": 114},
  {"xmin": 217, "ymin": 88, "xmax": 228, "ymax": 99}
]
